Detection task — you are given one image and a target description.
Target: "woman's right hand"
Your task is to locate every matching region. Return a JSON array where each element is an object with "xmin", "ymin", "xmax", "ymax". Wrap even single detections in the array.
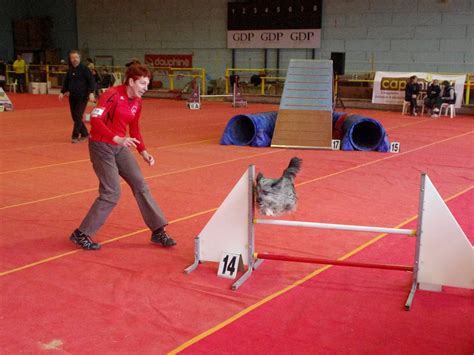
[{"xmin": 113, "ymin": 136, "xmax": 140, "ymax": 148}]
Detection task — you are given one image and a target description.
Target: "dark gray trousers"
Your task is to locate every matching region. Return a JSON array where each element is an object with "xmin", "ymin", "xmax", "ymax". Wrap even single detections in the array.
[
  {"xmin": 79, "ymin": 141, "xmax": 167, "ymax": 236},
  {"xmin": 69, "ymin": 96, "xmax": 89, "ymax": 139}
]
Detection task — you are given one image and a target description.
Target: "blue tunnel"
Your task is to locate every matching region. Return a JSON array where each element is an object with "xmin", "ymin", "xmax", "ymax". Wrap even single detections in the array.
[
  {"xmin": 220, "ymin": 111, "xmax": 277, "ymax": 147},
  {"xmin": 335, "ymin": 114, "xmax": 391, "ymax": 152}
]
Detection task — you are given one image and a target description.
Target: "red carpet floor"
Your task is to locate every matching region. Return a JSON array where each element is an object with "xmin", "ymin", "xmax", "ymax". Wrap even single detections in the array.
[{"xmin": 1, "ymin": 93, "xmax": 473, "ymax": 353}]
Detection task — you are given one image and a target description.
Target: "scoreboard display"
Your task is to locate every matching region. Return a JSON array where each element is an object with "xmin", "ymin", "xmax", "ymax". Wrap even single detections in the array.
[
  {"xmin": 228, "ymin": 0, "xmax": 322, "ymax": 31},
  {"xmin": 227, "ymin": 0, "xmax": 323, "ymax": 48}
]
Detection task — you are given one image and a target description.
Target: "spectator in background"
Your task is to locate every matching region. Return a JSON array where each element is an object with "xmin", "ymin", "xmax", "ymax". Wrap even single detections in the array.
[
  {"xmin": 404, "ymin": 75, "xmax": 420, "ymax": 116},
  {"xmin": 432, "ymin": 81, "xmax": 456, "ymax": 117},
  {"xmin": 99, "ymin": 68, "xmax": 113, "ymax": 89},
  {"xmin": 424, "ymin": 79, "xmax": 441, "ymax": 117},
  {"xmin": 13, "ymin": 54, "xmax": 26, "ymax": 93},
  {"xmin": 229, "ymin": 74, "xmax": 240, "ymax": 88},
  {"xmin": 56, "ymin": 59, "xmax": 69, "ymax": 87},
  {"xmin": 250, "ymin": 70, "xmax": 267, "ymax": 87},
  {"xmin": 86, "ymin": 57, "xmax": 95, "ymax": 71},
  {"xmin": 250, "ymin": 74, "xmax": 261, "ymax": 87},
  {"xmin": 59, "ymin": 50, "xmax": 95, "ymax": 143},
  {"xmin": 0, "ymin": 59, "xmax": 6, "ymax": 90},
  {"xmin": 91, "ymin": 68, "xmax": 101, "ymax": 96}
]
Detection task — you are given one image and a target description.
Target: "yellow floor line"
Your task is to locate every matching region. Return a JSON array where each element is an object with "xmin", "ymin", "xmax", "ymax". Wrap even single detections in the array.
[
  {"xmin": 0, "ymin": 250, "xmax": 82, "ymax": 277},
  {"xmin": 0, "ymin": 132, "xmax": 471, "ymax": 274},
  {"xmin": 0, "ymin": 120, "xmax": 471, "ymax": 349},
  {"xmin": 0, "ymin": 208, "xmax": 218, "ymax": 277},
  {"xmin": 2, "ymin": 129, "xmax": 471, "ymax": 210},
  {"xmin": 167, "ymin": 185, "xmax": 473, "ymax": 354},
  {"xmin": 385, "ymin": 118, "xmax": 431, "ymax": 130},
  {"xmin": 2, "ymin": 181, "xmax": 470, "ymax": 277},
  {"xmin": 166, "ymin": 216, "xmax": 423, "ymax": 354},
  {"xmin": 0, "ymin": 138, "xmax": 218, "ymax": 175},
  {"xmin": 297, "ymin": 130, "xmax": 472, "ymax": 187},
  {"xmin": 0, "ymin": 159, "xmax": 90, "ymax": 175},
  {"xmin": 0, "ymin": 150, "xmax": 282, "ymax": 210},
  {"xmin": 0, "ymin": 115, "xmax": 447, "ymax": 170},
  {"xmin": 0, "ymin": 142, "xmax": 70, "ymax": 152}
]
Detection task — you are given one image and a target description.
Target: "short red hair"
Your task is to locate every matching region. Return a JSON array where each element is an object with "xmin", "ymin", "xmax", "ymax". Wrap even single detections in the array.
[{"xmin": 125, "ymin": 64, "xmax": 151, "ymax": 83}]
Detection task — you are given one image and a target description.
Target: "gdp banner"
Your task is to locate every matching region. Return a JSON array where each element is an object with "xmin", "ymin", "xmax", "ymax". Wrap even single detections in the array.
[
  {"xmin": 227, "ymin": 29, "xmax": 321, "ymax": 49},
  {"xmin": 372, "ymin": 71, "xmax": 466, "ymax": 108}
]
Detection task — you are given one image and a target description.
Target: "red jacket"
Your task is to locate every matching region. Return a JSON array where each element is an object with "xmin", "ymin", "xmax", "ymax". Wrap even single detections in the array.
[{"xmin": 89, "ymin": 85, "xmax": 146, "ymax": 152}]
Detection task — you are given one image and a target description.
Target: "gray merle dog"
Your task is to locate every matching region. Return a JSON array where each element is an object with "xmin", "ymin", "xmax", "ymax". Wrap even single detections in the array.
[{"xmin": 255, "ymin": 157, "xmax": 302, "ymax": 216}]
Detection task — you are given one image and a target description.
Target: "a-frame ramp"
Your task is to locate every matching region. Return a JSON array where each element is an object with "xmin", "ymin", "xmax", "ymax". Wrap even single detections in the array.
[{"xmin": 271, "ymin": 59, "xmax": 333, "ymax": 149}]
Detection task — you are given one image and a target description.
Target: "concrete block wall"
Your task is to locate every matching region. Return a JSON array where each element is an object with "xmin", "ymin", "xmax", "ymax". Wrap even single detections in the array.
[
  {"xmin": 0, "ymin": 0, "xmax": 20, "ymax": 61},
  {"xmin": 75, "ymin": 0, "xmax": 474, "ymax": 79},
  {"xmin": 1, "ymin": 0, "xmax": 77, "ymax": 62},
  {"xmin": 322, "ymin": 0, "xmax": 474, "ymax": 73},
  {"xmin": 77, "ymin": 0, "xmax": 231, "ymax": 80}
]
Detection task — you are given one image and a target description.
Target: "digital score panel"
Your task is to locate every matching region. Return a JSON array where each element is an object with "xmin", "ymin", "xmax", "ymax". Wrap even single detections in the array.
[
  {"xmin": 228, "ymin": 0, "xmax": 322, "ymax": 30},
  {"xmin": 227, "ymin": 1, "xmax": 323, "ymax": 48}
]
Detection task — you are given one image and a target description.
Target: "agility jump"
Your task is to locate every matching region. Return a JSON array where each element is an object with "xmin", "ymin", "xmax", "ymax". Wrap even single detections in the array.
[
  {"xmin": 187, "ymin": 80, "xmax": 247, "ymax": 109},
  {"xmin": 185, "ymin": 165, "xmax": 473, "ymax": 310}
]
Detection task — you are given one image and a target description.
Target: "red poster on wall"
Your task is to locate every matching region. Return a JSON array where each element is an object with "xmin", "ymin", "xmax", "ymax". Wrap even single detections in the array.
[{"xmin": 144, "ymin": 54, "xmax": 193, "ymax": 68}]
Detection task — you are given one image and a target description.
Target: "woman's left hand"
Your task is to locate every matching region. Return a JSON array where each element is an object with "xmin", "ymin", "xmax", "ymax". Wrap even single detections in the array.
[{"xmin": 141, "ymin": 151, "xmax": 155, "ymax": 166}]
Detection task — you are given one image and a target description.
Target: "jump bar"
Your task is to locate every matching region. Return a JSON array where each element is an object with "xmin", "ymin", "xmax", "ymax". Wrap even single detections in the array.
[
  {"xmin": 254, "ymin": 253, "xmax": 414, "ymax": 272},
  {"xmin": 255, "ymin": 219, "xmax": 416, "ymax": 236}
]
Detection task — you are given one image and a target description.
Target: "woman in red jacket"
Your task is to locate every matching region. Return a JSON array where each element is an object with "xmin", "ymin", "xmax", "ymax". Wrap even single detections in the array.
[{"xmin": 69, "ymin": 64, "xmax": 176, "ymax": 250}]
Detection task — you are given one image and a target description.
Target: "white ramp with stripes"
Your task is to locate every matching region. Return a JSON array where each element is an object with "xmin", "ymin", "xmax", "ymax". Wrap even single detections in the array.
[{"xmin": 272, "ymin": 59, "xmax": 333, "ymax": 149}]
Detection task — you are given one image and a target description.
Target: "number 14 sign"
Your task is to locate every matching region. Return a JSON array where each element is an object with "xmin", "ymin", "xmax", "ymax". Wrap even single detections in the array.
[{"xmin": 217, "ymin": 252, "xmax": 244, "ymax": 279}]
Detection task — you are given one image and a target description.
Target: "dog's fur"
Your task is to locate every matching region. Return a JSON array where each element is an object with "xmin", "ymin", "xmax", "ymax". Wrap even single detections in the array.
[{"xmin": 256, "ymin": 157, "xmax": 302, "ymax": 216}]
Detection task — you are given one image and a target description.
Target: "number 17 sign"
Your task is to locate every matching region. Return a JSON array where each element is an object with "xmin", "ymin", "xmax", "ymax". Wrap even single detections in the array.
[{"xmin": 217, "ymin": 252, "xmax": 244, "ymax": 279}]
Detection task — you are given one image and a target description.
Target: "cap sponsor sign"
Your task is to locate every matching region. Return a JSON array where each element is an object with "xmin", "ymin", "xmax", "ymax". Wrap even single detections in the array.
[{"xmin": 372, "ymin": 71, "xmax": 466, "ymax": 108}]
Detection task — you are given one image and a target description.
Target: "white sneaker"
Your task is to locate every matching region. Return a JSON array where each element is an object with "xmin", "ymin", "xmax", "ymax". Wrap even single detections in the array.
[{"xmin": 431, "ymin": 114, "xmax": 439, "ymax": 118}]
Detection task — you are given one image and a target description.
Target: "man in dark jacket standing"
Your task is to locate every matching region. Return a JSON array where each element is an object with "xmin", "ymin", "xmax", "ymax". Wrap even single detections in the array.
[{"xmin": 59, "ymin": 50, "xmax": 95, "ymax": 143}]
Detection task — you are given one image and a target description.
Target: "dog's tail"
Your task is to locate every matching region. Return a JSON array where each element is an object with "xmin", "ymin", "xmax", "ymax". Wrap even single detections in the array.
[{"xmin": 283, "ymin": 157, "xmax": 302, "ymax": 180}]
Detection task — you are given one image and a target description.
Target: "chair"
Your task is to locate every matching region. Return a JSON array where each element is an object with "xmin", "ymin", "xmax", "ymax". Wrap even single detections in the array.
[
  {"xmin": 403, "ymin": 92, "xmax": 425, "ymax": 116},
  {"xmin": 8, "ymin": 79, "xmax": 17, "ymax": 93},
  {"xmin": 402, "ymin": 101, "xmax": 410, "ymax": 115},
  {"xmin": 417, "ymin": 92, "xmax": 427, "ymax": 116},
  {"xmin": 420, "ymin": 101, "xmax": 426, "ymax": 116},
  {"xmin": 440, "ymin": 103, "xmax": 456, "ymax": 118}
]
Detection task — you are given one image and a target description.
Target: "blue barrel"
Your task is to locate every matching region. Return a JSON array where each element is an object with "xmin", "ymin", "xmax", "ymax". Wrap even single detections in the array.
[
  {"xmin": 339, "ymin": 114, "xmax": 390, "ymax": 152},
  {"xmin": 220, "ymin": 111, "xmax": 277, "ymax": 147}
]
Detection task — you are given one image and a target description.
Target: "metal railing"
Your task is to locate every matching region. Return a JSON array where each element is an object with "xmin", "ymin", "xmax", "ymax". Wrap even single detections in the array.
[
  {"xmin": 4, "ymin": 64, "xmax": 206, "ymax": 93},
  {"xmin": 224, "ymin": 68, "xmax": 287, "ymax": 95},
  {"xmin": 4, "ymin": 64, "xmax": 472, "ymax": 105}
]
